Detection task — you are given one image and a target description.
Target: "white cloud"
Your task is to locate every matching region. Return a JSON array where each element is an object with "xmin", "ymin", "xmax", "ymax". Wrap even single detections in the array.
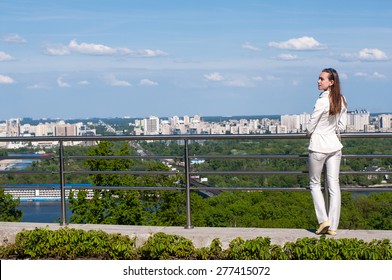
[
  {"xmin": 354, "ymin": 72, "xmax": 368, "ymax": 77},
  {"xmin": 339, "ymin": 48, "xmax": 389, "ymax": 62},
  {"xmin": 135, "ymin": 49, "xmax": 168, "ymax": 57},
  {"xmin": 204, "ymin": 72, "xmax": 223, "ymax": 81},
  {"xmin": 252, "ymin": 76, "xmax": 263, "ymax": 81},
  {"xmin": 27, "ymin": 83, "xmax": 48, "ymax": 89},
  {"xmin": 2, "ymin": 34, "xmax": 27, "ymax": 44},
  {"xmin": 242, "ymin": 42, "xmax": 261, "ymax": 52},
  {"xmin": 112, "ymin": 80, "xmax": 131, "ymax": 87},
  {"xmin": 276, "ymin": 53, "xmax": 298, "ymax": 61},
  {"xmin": 204, "ymin": 73, "xmax": 263, "ymax": 88},
  {"xmin": 78, "ymin": 80, "xmax": 90, "ymax": 85},
  {"xmin": 358, "ymin": 48, "xmax": 389, "ymax": 62},
  {"xmin": 68, "ymin": 39, "xmax": 121, "ymax": 55},
  {"xmin": 372, "ymin": 71, "xmax": 386, "ymax": 78},
  {"xmin": 139, "ymin": 79, "xmax": 158, "ymax": 86},
  {"xmin": 354, "ymin": 71, "xmax": 386, "ymax": 79},
  {"xmin": 106, "ymin": 75, "xmax": 132, "ymax": 87},
  {"xmin": 45, "ymin": 44, "xmax": 71, "ymax": 56},
  {"xmin": 57, "ymin": 77, "xmax": 71, "ymax": 88},
  {"xmin": 268, "ymin": 36, "xmax": 325, "ymax": 50},
  {"xmin": 44, "ymin": 39, "xmax": 167, "ymax": 57},
  {"xmin": 0, "ymin": 74, "xmax": 15, "ymax": 84},
  {"xmin": 0, "ymin": 51, "xmax": 14, "ymax": 61}
]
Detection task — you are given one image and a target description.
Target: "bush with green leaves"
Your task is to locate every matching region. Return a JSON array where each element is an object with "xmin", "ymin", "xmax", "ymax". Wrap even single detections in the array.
[
  {"xmin": 139, "ymin": 232, "xmax": 196, "ymax": 260},
  {"xmin": 5, "ymin": 227, "xmax": 137, "ymax": 260},
  {"xmin": 283, "ymin": 235, "xmax": 392, "ymax": 260},
  {"xmin": 0, "ymin": 228, "xmax": 390, "ymax": 260},
  {"xmin": 226, "ymin": 236, "xmax": 288, "ymax": 260}
]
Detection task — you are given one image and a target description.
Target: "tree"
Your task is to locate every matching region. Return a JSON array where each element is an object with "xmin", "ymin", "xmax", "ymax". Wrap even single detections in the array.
[
  {"xmin": 69, "ymin": 141, "xmax": 144, "ymax": 225},
  {"xmin": 0, "ymin": 189, "xmax": 23, "ymax": 222},
  {"xmin": 68, "ymin": 141, "xmax": 185, "ymax": 226}
]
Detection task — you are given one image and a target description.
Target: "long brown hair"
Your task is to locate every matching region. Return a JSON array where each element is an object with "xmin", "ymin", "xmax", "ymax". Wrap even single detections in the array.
[{"xmin": 323, "ymin": 68, "xmax": 346, "ymax": 115}]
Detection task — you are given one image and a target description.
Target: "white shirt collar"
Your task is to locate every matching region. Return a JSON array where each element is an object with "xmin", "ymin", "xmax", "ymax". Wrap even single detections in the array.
[{"xmin": 319, "ymin": 90, "xmax": 329, "ymax": 98}]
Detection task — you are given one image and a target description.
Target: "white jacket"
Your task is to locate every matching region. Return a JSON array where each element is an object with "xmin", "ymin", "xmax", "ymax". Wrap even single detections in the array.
[{"xmin": 306, "ymin": 91, "xmax": 347, "ymax": 153}]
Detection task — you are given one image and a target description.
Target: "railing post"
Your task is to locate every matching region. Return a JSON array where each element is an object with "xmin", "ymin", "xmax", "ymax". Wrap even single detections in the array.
[
  {"xmin": 59, "ymin": 140, "xmax": 67, "ymax": 226},
  {"xmin": 184, "ymin": 139, "xmax": 194, "ymax": 229}
]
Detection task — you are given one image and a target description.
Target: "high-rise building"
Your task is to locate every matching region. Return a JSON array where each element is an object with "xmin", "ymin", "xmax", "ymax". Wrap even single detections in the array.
[
  {"xmin": 281, "ymin": 113, "xmax": 309, "ymax": 133},
  {"xmin": 347, "ymin": 110, "xmax": 369, "ymax": 132},
  {"xmin": 55, "ymin": 123, "xmax": 77, "ymax": 136},
  {"xmin": 6, "ymin": 118, "xmax": 20, "ymax": 136},
  {"xmin": 379, "ymin": 114, "xmax": 392, "ymax": 131},
  {"xmin": 183, "ymin": 115, "xmax": 190, "ymax": 125},
  {"xmin": 160, "ymin": 121, "xmax": 171, "ymax": 135},
  {"xmin": 144, "ymin": 116, "xmax": 160, "ymax": 135},
  {"xmin": 192, "ymin": 115, "xmax": 201, "ymax": 123},
  {"xmin": 170, "ymin": 115, "xmax": 179, "ymax": 126}
]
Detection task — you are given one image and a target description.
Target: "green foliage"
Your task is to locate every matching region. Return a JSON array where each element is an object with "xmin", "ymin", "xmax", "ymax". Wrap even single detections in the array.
[
  {"xmin": 1, "ymin": 228, "xmax": 390, "ymax": 260},
  {"xmin": 196, "ymin": 238, "xmax": 227, "ymax": 260},
  {"xmin": 139, "ymin": 232, "xmax": 196, "ymax": 260},
  {"xmin": 69, "ymin": 189, "xmax": 143, "ymax": 225},
  {"xmin": 69, "ymin": 141, "xmax": 144, "ymax": 225},
  {"xmin": 85, "ymin": 141, "xmax": 136, "ymax": 186},
  {"xmin": 0, "ymin": 189, "xmax": 22, "ymax": 222},
  {"xmin": 283, "ymin": 235, "xmax": 392, "ymax": 260},
  {"xmin": 192, "ymin": 191, "xmax": 316, "ymax": 229},
  {"xmin": 68, "ymin": 141, "xmax": 184, "ymax": 226},
  {"xmin": 8, "ymin": 227, "xmax": 137, "ymax": 260},
  {"xmin": 226, "ymin": 236, "xmax": 287, "ymax": 260}
]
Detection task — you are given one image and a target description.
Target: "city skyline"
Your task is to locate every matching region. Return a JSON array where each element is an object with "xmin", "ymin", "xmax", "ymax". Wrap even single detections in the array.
[{"xmin": 1, "ymin": 0, "xmax": 391, "ymax": 120}]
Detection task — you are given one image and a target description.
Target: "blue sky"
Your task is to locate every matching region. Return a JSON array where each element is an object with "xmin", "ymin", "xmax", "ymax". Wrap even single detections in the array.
[{"xmin": 0, "ymin": 0, "xmax": 391, "ymax": 120}]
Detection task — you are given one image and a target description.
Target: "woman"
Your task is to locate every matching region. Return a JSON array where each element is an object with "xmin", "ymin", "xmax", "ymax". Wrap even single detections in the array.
[{"xmin": 306, "ymin": 68, "xmax": 347, "ymax": 236}]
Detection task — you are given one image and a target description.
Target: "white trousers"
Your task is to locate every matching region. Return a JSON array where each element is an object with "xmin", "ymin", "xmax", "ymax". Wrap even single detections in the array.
[{"xmin": 308, "ymin": 150, "xmax": 342, "ymax": 231}]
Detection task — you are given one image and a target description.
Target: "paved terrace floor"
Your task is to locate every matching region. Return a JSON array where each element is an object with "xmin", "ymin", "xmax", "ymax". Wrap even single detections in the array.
[{"xmin": 1, "ymin": 222, "xmax": 391, "ymax": 248}]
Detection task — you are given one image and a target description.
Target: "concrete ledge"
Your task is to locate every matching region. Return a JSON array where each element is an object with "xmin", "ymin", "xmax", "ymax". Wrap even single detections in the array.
[{"xmin": 1, "ymin": 222, "xmax": 391, "ymax": 249}]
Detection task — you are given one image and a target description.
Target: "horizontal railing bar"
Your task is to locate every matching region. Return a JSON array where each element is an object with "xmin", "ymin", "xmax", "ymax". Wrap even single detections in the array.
[
  {"xmin": 1, "ymin": 169, "xmax": 390, "ymax": 176},
  {"xmin": 65, "ymin": 170, "xmax": 179, "ymax": 175},
  {"xmin": 0, "ymin": 171, "xmax": 55, "ymax": 175},
  {"xmin": 192, "ymin": 186, "xmax": 392, "ymax": 192},
  {"xmin": 342, "ymin": 154, "xmax": 392, "ymax": 158},
  {"xmin": 4, "ymin": 185, "xmax": 390, "ymax": 193},
  {"xmin": 0, "ymin": 132, "xmax": 391, "ymax": 143},
  {"xmin": 0, "ymin": 155, "xmax": 55, "ymax": 160},
  {"xmin": 189, "ymin": 154, "xmax": 392, "ymax": 159},
  {"xmin": 191, "ymin": 171, "xmax": 307, "ymax": 175},
  {"xmin": 340, "ymin": 171, "xmax": 392, "ymax": 175},
  {"xmin": 192, "ymin": 171, "xmax": 392, "ymax": 175},
  {"xmin": 190, "ymin": 154, "xmax": 309, "ymax": 159},
  {"xmin": 2, "ymin": 154, "xmax": 392, "ymax": 162},
  {"xmin": 66, "ymin": 186, "xmax": 183, "ymax": 191},
  {"xmin": 66, "ymin": 155, "xmax": 182, "ymax": 160}
]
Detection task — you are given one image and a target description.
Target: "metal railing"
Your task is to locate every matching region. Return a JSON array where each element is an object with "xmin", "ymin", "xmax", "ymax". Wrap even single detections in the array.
[{"xmin": 1, "ymin": 133, "xmax": 392, "ymax": 228}]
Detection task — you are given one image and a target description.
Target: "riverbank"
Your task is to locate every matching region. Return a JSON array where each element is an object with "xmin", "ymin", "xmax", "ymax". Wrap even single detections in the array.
[{"xmin": 0, "ymin": 159, "xmax": 23, "ymax": 170}]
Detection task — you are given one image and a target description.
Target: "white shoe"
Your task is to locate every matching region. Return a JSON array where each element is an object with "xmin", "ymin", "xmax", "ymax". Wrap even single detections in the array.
[{"xmin": 315, "ymin": 221, "xmax": 330, "ymax": 234}]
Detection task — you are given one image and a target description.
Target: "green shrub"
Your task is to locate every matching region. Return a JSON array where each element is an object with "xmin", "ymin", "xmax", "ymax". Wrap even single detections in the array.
[
  {"xmin": 196, "ymin": 238, "xmax": 227, "ymax": 260},
  {"xmin": 9, "ymin": 227, "xmax": 138, "ymax": 260},
  {"xmin": 0, "ymin": 228, "xmax": 390, "ymax": 260},
  {"xmin": 283, "ymin": 235, "xmax": 392, "ymax": 260},
  {"xmin": 139, "ymin": 232, "xmax": 196, "ymax": 260},
  {"xmin": 226, "ymin": 236, "xmax": 287, "ymax": 260}
]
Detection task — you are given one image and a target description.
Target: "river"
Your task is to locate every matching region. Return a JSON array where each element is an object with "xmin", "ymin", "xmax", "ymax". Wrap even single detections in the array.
[{"xmin": 17, "ymin": 201, "xmax": 73, "ymax": 223}]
